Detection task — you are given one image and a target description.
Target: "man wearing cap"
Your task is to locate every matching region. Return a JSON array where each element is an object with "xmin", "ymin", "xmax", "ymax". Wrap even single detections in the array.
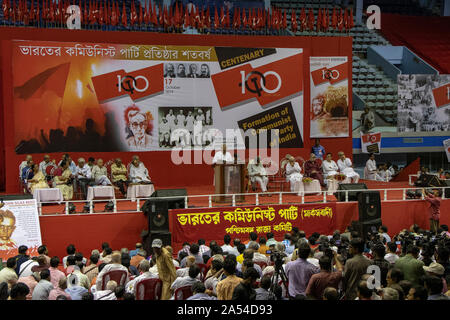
[
  {"xmin": 424, "ymin": 262, "xmax": 448, "ymax": 294},
  {"xmin": 152, "ymin": 238, "xmax": 177, "ymax": 300}
]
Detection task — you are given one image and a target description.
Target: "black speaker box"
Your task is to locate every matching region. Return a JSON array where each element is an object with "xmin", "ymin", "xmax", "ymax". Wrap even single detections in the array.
[
  {"xmin": 335, "ymin": 183, "xmax": 368, "ymax": 201},
  {"xmin": 0, "ymin": 194, "xmax": 34, "ymax": 201},
  {"xmin": 358, "ymin": 191, "xmax": 382, "ymax": 222}
]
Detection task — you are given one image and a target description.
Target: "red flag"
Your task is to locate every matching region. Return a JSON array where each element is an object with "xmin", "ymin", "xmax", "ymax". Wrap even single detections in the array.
[
  {"xmin": 343, "ymin": 8, "xmax": 348, "ymax": 30},
  {"xmin": 205, "ymin": 6, "xmax": 211, "ymax": 29},
  {"xmin": 110, "ymin": 1, "xmax": 117, "ymax": 26},
  {"xmin": 173, "ymin": 2, "xmax": 179, "ymax": 27},
  {"xmin": 242, "ymin": 7, "xmax": 247, "ymax": 28},
  {"xmin": 282, "ymin": 9, "xmax": 287, "ymax": 29},
  {"xmin": 98, "ymin": 1, "xmax": 104, "ymax": 25},
  {"xmin": 29, "ymin": 0, "xmax": 35, "ymax": 22},
  {"xmin": 338, "ymin": 8, "xmax": 343, "ymax": 31},
  {"xmin": 138, "ymin": 2, "xmax": 143, "ymax": 25},
  {"xmin": 2, "ymin": 0, "xmax": 10, "ymax": 20},
  {"xmin": 130, "ymin": 0, "xmax": 137, "ymax": 25},
  {"xmin": 331, "ymin": 7, "xmax": 337, "ymax": 30},
  {"xmin": 151, "ymin": 3, "xmax": 157, "ymax": 26},
  {"xmin": 158, "ymin": 5, "xmax": 163, "ymax": 25},
  {"xmin": 291, "ymin": 9, "xmax": 297, "ymax": 33},
  {"xmin": 347, "ymin": 8, "xmax": 354, "ymax": 30},
  {"xmin": 184, "ymin": 4, "xmax": 190, "ymax": 28},
  {"xmin": 104, "ymin": 0, "xmax": 109, "ymax": 25},
  {"xmin": 162, "ymin": 5, "xmax": 168, "ymax": 27},
  {"xmin": 324, "ymin": 8, "xmax": 329, "ymax": 30},
  {"xmin": 236, "ymin": 7, "xmax": 240, "ymax": 29},
  {"xmin": 307, "ymin": 8, "xmax": 314, "ymax": 30},
  {"xmin": 316, "ymin": 8, "xmax": 322, "ymax": 31},
  {"xmin": 219, "ymin": 6, "xmax": 224, "ymax": 27},
  {"xmin": 232, "ymin": 6, "xmax": 237, "ymax": 29},
  {"xmin": 299, "ymin": 7, "xmax": 305, "ymax": 30},
  {"xmin": 121, "ymin": 1, "xmax": 127, "ymax": 26},
  {"xmin": 144, "ymin": 1, "xmax": 150, "ymax": 24},
  {"xmin": 167, "ymin": 4, "xmax": 173, "ymax": 28},
  {"xmin": 266, "ymin": 8, "xmax": 270, "ymax": 29},
  {"xmin": 213, "ymin": 6, "xmax": 219, "ymax": 28}
]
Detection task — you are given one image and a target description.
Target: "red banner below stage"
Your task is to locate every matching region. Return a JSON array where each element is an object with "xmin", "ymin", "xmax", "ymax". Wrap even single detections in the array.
[{"xmin": 170, "ymin": 203, "xmax": 336, "ymax": 244}]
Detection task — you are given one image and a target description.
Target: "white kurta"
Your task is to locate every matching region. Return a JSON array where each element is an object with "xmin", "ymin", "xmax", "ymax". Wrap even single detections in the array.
[
  {"xmin": 247, "ymin": 162, "xmax": 268, "ymax": 192},
  {"xmin": 129, "ymin": 163, "xmax": 151, "ymax": 183},
  {"xmin": 212, "ymin": 151, "xmax": 234, "ymax": 164},
  {"xmin": 337, "ymin": 158, "xmax": 360, "ymax": 182},
  {"xmin": 285, "ymin": 162, "xmax": 303, "ymax": 193},
  {"xmin": 322, "ymin": 160, "xmax": 339, "ymax": 178},
  {"xmin": 365, "ymin": 159, "xmax": 378, "ymax": 180}
]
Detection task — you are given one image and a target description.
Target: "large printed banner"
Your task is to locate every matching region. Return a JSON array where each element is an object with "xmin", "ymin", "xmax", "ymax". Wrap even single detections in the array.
[
  {"xmin": 171, "ymin": 203, "xmax": 336, "ymax": 244},
  {"xmin": 310, "ymin": 56, "xmax": 349, "ymax": 138},
  {"xmin": 0, "ymin": 199, "xmax": 42, "ymax": 261},
  {"xmin": 397, "ymin": 74, "xmax": 450, "ymax": 133},
  {"xmin": 444, "ymin": 138, "xmax": 450, "ymax": 162},
  {"xmin": 12, "ymin": 40, "xmax": 304, "ymax": 154}
]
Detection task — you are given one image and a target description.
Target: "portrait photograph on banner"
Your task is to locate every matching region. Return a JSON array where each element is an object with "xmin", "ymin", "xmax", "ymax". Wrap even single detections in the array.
[
  {"xmin": 12, "ymin": 41, "xmax": 304, "ymax": 154},
  {"xmin": 309, "ymin": 56, "xmax": 350, "ymax": 138},
  {"xmin": 397, "ymin": 74, "xmax": 450, "ymax": 133}
]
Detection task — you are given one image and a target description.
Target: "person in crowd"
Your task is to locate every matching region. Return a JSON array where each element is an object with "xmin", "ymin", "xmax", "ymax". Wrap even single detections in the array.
[
  {"xmin": 48, "ymin": 257, "xmax": 65, "ymax": 289},
  {"xmin": 187, "ymin": 282, "xmax": 217, "ymax": 300},
  {"xmin": 48, "ymin": 276, "xmax": 71, "ymax": 300},
  {"xmin": 378, "ymin": 226, "xmax": 391, "ymax": 243},
  {"xmin": 31, "ymin": 269, "xmax": 53, "ymax": 300},
  {"xmin": 337, "ymin": 151, "xmax": 360, "ymax": 183},
  {"xmin": 27, "ymin": 164, "xmax": 49, "ymax": 193},
  {"xmin": 82, "ymin": 254, "xmax": 99, "ymax": 285},
  {"xmin": 126, "ymin": 259, "xmax": 158, "ymax": 295},
  {"xmin": 255, "ymin": 275, "xmax": 271, "ymax": 300},
  {"xmin": 12, "ymin": 245, "xmax": 30, "ymax": 275},
  {"xmin": 38, "ymin": 155, "xmax": 54, "ymax": 177},
  {"xmin": 381, "ymin": 287, "xmax": 399, "ymax": 300},
  {"xmin": 54, "ymin": 160, "xmax": 74, "ymax": 200},
  {"xmin": 170, "ymin": 264, "xmax": 201, "ymax": 298},
  {"xmin": 407, "ymin": 285, "xmax": 429, "ymax": 300},
  {"xmin": 74, "ymin": 157, "xmax": 92, "ymax": 199},
  {"xmin": 371, "ymin": 242, "xmax": 390, "ymax": 287},
  {"xmin": 95, "ymin": 251, "xmax": 129, "ymax": 291},
  {"xmin": 306, "ymin": 252, "xmax": 343, "ymax": 300},
  {"xmin": 221, "ymin": 235, "xmax": 239, "ymax": 256},
  {"xmin": 0, "ymin": 258, "xmax": 18, "ymax": 288},
  {"xmin": 9, "ymin": 283, "xmax": 29, "ymax": 300},
  {"xmin": 91, "ymin": 158, "xmax": 113, "ymax": 186},
  {"xmin": 423, "ymin": 262, "xmax": 447, "ymax": 292},
  {"xmin": 129, "ymin": 155, "xmax": 152, "ymax": 184},
  {"xmin": 247, "ymin": 157, "xmax": 269, "ymax": 194},
  {"xmin": 129, "ymin": 243, "xmax": 143, "ymax": 258},
  {"xmin": 18, "ymin": 256, "xmax": 38, "ymax": 279},
  {"xmin": 111, "ymin": 158, "xmax": 129, "ymax": 196},
  {"xmin": 285, "ymin": 242, "xmax": 320, "ymax": 298},
  {"xmin": 365, "ymin": 153, "xmax": 382, "ymax": 181},
  {"xmin": 323, "ymin": 287, "xmax": 339, "ymax": 301},
  {"xmin": 66, "ymin": 272, "xmax": 89, "ymax": 300},
  {"xmin": 258, "ymin": 237, "xmax": 270, "ymax": 257},
  {"xmin": 180, "ymin": 243, "xmax": 204, "ymax": 267},
  {"xmin": 232, "ymin": 267, "xmax": 259, "ymax": 301},
  {"xmin": 63, "ymin": 244, "xmax": 86, "ymax": 268},
  {"xmin": 212, "ymin": 143, "xmax": 234, "ymax": 164},
  {"xmin": 284, "ymin": 155, "xmax": 304, "ymax": 194},
  {"xmin": 266, "ymin": 233, "xmax": 278, "ymax": 247},
  {"xmin": 385, "ymin": 242, "xmax": 399, "ymax": 265},
  {"xmin": 342, "ymin": 238, "xmax": 371, "ymax": 300},
  {"xmin": 58, "ymin": 154, "xmax": 77, "ymax": 174},
  {"xmin": 216, "ymin": 257, "xmax": 242, "ymax": 300},
  {"xmin": 17, "ymin": 271, "xmax": 39, "ymax": 300},
  {"xmin": 87, "ymin": 157, "xmax": 96, "ymax": 170},
  {"xmin": 304, "ymin": 153, "xmax": 325, "ymax": 187},
  {"xmin": 37, "ymin": 245, "xmax": 51, "ymax": 266},
  {"xmin": 30, "ymin": 256, "xmax": 50, "ymax": 274},
  {"xmin": 94, "ymin": 280, "xmax": 118, "ymax": 300},
  {"xmin": 130, "ymin": 249, "xmax": 146, "ymax": 268},
  {"xmin": 395, "ymin": 245, "xmax": 425, "ymax": 286},
  {"xmin": 387, "ymin": 268, "xmax": 404, "ymax": 287},
  {"xmin": 378, "ymin": 163, "xmax": 392, "ymax": 181},
  {"xmin": 248, "ymin": 242, "xmax": 269, "ymax": 264},
  {"xmin": 151, "ymin": 239, "xmax": 177, "ymax": 300},
  {"xmin": 423, "ymin": 188, "xmax": 441, "ymax": 235},
  {"xmin": 424, "ymin": 275, "xmax": 449, "ymax": 300}
]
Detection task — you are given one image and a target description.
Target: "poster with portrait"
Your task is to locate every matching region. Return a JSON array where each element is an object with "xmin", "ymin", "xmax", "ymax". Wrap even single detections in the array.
[
  {"xmin": 12, "ymin": 41, "xmax": 304, "ymax": 153},
  {"xmin": 397, "ymin": 74, "xmax": 450, "ymax": 133},
  {"xmin": 0, "ymin": 199, "xmax": 42, "ymax": 261},
  {"xmin": 310, "ymin": 56, "xmax": 350, "ymax": 138}
]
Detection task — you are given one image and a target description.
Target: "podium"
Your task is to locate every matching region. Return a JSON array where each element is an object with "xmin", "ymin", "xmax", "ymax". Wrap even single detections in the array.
[{"xmin": 213, "ymin": 163, "xmax": 245, "ymax": 203}]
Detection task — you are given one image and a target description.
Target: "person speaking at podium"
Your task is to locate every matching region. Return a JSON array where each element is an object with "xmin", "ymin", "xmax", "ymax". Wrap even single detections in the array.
[{"xmin": 212, "ymin": 144, "xmax": 234, "ymax": 164}]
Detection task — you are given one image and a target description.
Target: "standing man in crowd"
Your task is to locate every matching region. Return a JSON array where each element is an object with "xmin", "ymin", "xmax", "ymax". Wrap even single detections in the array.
[
  {"xmin": 151, "ymin": 239, "xmax": 176, "ymax": 300},
  {"xmin": 424, "ymin": 189, "xmax": 441, "ymax": 234},
  {"xmin": 343, "ymin": 238, "xmax": 371, "ymax": 300}
]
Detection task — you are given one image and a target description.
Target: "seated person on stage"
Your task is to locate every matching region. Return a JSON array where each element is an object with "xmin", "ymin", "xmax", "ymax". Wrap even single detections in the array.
[
  {"xmin": 87, "ymin": 157, "xmax": 96, "ymax": 170},
  {"xmin": 111, "ymin": 158, "xmax": 129, "ymax": 196},
  {"xmin": 304, "ymin": 153, "xmax": 325, "ymax": 187},
  {"xmin": 21, "ymin": 160, "xmax": 34, "ymax": 189},
  {"xmin": 212, "ymin": 144, "xmax": 234, "ymax": 164},
  {"xmin": 28, "ymin": 164, "xmax": 49, "ymax": 193},
  {"xmin": 247, "ymin": 157, "xmax": 268, "ymax": 194},
  {"xmin": 91, "ymin": 159, "xmax": 113, "ymax": 187},
  {"xmin": 75, "ymin": 158, "xmax": 92, "ymax": 199},
  {"xmin": 285, "ymin": 156, "xmax": 303, "ymax": 193},
  {"xmin": 54, "ymin": 160, "xmax": 74, "ymax": 201},
  {"xmin": 365, "ymin": 153, "xmax": 383, "ymax": 181},
  {"xmin": 58, "ymin": 154, "xmax": 77, "ymax": 175},
  {"xmin": 129, "ymin": 156, "xmax": 152, "ymax": 184},
  {"xmin": 378, "ymin": 164, "xmax": 392, "ymax": 182},
  {"xmin": 39, "ymin": 155, "xmax": 54, "ymax": 178},
  {"xmin": 322, "ymin": 153, "xmax": 339, "ymax": 182},
  {"xmin": 387, "ymin": 162, "xmax": 398, "ymax": 179},
  {"xmin": 337, "ymin": 151, "xmax": 360, "ymax": 183},
  {"xmin": 19, "ymin": 154, "xmax": 33, "ymax": 180}
]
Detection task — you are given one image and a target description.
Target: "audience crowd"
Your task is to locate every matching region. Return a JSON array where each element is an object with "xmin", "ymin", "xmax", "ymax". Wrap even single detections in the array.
[{"xmin": 0, "ymin": 223, "xmax": 449, "ymax": 301}]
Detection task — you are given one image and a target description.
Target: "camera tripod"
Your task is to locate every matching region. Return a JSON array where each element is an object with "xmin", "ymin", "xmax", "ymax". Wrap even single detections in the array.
[{"xmin": 268, "ymin": 258, "xmax": 289, "ymax": 300}]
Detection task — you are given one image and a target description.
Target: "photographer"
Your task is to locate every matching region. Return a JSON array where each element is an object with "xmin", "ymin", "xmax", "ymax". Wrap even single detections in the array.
[
  {"xmin": 306, "ymin": 251, "xmax": 343, "ymax": 300},
  {"xmin": 423, "ymin": 188, "xmax": 441, "ymax": 235}
]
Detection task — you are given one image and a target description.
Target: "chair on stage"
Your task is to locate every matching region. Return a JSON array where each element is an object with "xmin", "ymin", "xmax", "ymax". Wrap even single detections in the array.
[
  {"xmin": 100, "ymin": 270, "xmax": 128, "ymax": 290},
  {"xmin": 267, "ymin": 158, "xmax": 289, "ymax": 192},
  {"xmin": 135, "ymin": 278, "xmax": 162, "ymax": 300},
  {"xmin": 174, "ymin": 285, "xmax": 194, "ymax": 300}
]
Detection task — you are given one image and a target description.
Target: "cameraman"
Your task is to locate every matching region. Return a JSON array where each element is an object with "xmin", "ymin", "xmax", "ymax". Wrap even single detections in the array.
[
  {"xmin": 423, "ymin": 188, "xmax": 441, "ymax": 235},
  {"xmin": 305, "ymin": 251, "xmax": 343, "ymax": 300}
]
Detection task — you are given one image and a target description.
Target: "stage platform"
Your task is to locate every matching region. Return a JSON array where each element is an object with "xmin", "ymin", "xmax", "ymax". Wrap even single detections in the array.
[{"xmin": 28, "ymin": 180, "xmax": 449, "ymax": 259}]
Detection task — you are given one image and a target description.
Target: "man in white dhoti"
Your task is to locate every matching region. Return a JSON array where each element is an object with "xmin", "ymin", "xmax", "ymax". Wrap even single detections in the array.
[
  {"xmin": 91, "ymin": 159, "xmax": 113, "ymax": 186},
  {"xmin": 285, "ymin": 156, "xmax": 303, "ymax": 194},
  {"xmin": 247, "ymin": 157, "xmax": 268, "ymax": 193},
  {"xmin": 212, "ymin": 144, "xmax": 234, "ymax": 164},
  {"xmin": 337, "ymin": 152, "xmax": 360, "ymax": 183},
  {"xmin": 129, "ymin": 156, "xmax": 152, "ymax": 184},
  {"xmin": 365, "ymin": 153, "xmax": 383, "ymax": 181},
  {"xmin": 75, "ymin": 157, "xmax": 92, "ymax": 198}
]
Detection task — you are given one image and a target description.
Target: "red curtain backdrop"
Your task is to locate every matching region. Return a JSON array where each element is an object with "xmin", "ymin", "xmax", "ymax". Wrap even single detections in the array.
[{"xmin": 0, "ymin": 28, "xmax": 353, "ymax": 193}]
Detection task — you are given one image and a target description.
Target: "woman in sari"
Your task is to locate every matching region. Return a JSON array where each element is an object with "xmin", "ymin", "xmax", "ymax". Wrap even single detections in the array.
[
  {"xmin": 28, "ymin": 164, "xmax": 49, "ymax": 193},
  {"xmin": 54, "ymin": 161, "xmax": 74, "ymax": 200}
]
